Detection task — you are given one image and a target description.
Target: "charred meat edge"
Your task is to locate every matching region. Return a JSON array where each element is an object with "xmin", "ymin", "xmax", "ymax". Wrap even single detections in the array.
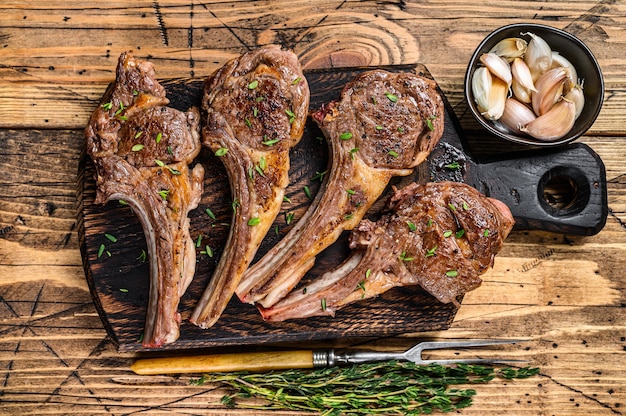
[
  {"xmin": 236, "ymin": 70, "xmax": 445, "ymax": 309},
  {"xmin": 190, "ymin": 45, "xmax": 310, "ymax": 328},
  {"xmin": 260, "ymin": 181, "xmax": 515, "ymax": 321},
  {"xmin": 85, "ymin": 52, "xmax": 204, "ymax": 347}
]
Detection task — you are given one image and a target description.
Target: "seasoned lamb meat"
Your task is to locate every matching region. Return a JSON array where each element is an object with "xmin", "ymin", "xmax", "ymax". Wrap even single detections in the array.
[
  {"xmin": 189, "ymin": 45, "xmax": 309, "ymax": 328},
  {"xmin": 237, "ymin": 70, "xmax": 445, "ymax": 308},
  {"xmin": 85, "ymin": 52, "xmax": 204, "ymax": 347},
  {"xmin": 260, "ymin": 181, "xmax": 515, "ymax": 321}
]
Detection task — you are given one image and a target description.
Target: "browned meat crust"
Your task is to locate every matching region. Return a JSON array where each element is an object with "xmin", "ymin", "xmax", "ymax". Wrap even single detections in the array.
[
  {"xmin": 237, "ymin": 70, "xmax": 445, "ymax": 309},
  {"xmin": 260, "ymin": 181, "xmax": 514, "ymax": 322},
  {"xmin": 190, "ymin": 45, "xmax": 310, "ymax": 328},
  {"xmin": 85, "ymin": 52, "xmax": 204, "ymax": 347}
]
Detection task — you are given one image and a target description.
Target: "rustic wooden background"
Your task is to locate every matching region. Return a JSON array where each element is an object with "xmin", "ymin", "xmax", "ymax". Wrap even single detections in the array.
[{"xmin": 1, "ymin": 1, "xmax": 625, "ymax": 415}]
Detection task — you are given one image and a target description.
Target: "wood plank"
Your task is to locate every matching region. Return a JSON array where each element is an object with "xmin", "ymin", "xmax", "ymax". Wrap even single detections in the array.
[{"xmin": 1, "ymin": 0, "xmax": 626, "ymax": 414}]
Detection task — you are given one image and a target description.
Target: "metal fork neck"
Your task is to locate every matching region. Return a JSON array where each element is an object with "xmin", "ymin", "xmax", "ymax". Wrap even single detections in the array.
[{"xmin": 312, "ymin": 349, "xmax": 401, "ymax": 367}]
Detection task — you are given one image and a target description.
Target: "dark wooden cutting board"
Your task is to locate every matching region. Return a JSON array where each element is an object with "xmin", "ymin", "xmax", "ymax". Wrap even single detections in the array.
[{"xmin": 77, "ymin": 64, "xmax": 607, "ymax": 352}]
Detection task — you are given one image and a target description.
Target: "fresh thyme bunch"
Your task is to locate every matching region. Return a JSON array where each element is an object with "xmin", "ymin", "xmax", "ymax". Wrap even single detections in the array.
[{"xmin": 191, "ymin": 360, "xmax": 539, "ymax": 415}]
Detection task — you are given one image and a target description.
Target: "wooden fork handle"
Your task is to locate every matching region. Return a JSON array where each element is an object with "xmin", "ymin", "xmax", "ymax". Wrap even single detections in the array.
[{"xmin": 130, "ymin": 350, "xmax": 315, "ymax": 375}]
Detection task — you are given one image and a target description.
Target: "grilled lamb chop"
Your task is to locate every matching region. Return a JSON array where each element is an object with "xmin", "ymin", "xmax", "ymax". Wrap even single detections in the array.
[
  {"xmin": 237, "ymin": 70, "xmax": 445, "ymax": 308},
  {"xmin": 260, "ymin": 181, "xmax": 515, "ymax": 321},
  {"xmin": 190, "ymin": 45, "xmax": 309, "ymax": 328},
  {"xmin": 85, "ymin": 52, "xmax": 204, "ymax": 347}
]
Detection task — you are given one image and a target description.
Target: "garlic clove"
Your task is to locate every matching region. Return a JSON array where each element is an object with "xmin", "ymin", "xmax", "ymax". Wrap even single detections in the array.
[
  {"xmin": 532, "ymin": 67, "xmax": 568, "ymax": 115},
  {"xmin": 551, "ymin": 52, "xmax": 578, "ymax": 88},
  {"xmin": 520, "ymin": 98, "xmax": 576, "ymax": 141},
  {"xmin": 499, "ymin": 97, "xmax": 537, "ymax": 134},
  {"xmin": 472, "ymin": 66, "xmax": 492, "ymax": 114},
  {"xmin": 511, "ymin": 57, "xmax": 537, "ymax": 92},
  {"xmin": 489, "ymin": 37, "xmax": 528, "ymax": 62},
  {"xmin": 482, "ymin": 76, "xmax": 508, "ymax": 120},
  {"xmin": 512, "ymin": 78, "xmax": 532, "ymax": 104},
  {"xmin": 522, "ymin": 32, "xmax": 553, "ymax": 81},
  {"xmin": 564, "ymin": 84, "xmax": 585, "ymax": 119},
  {"xmin": 479, "ymin": 52, "xmax": 513, "ymax": 86}
]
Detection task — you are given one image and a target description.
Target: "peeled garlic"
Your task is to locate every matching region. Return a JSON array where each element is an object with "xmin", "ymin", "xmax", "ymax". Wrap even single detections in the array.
[
  {"xmin": 500, "ymin": 97, "xmax": 537, "ymax": 133},
  {"xmin": 522, "ymin": 32, "xmax": 553, "ymax": 81},
  {"xmin": 472, "ymin": 66, "xmax": 492, "ymax": 114},
  {"xmin": 511, "ymin": 58, "xmax": 536, "ymax": 92},
  {"xmin": 521, "ymin": 98, "xmax": 576, "ymax": 141},
  {"xmin": 484, "ymin": 76, "xmax": 508, "ymax": 120},
  {"xmin": 512, "ymin": 78, "xmax": 532, "ymax": 103},
  {"xmin": 564, "ymin": 84, "xmax": 585, "ymax": 119},
  {"xmin": 532, "ymin": 67, "xmax": 568, "ymax": 115},
  {"xmin": 551, "ymin": 52, "xmax": 578, "ymax": 87},
  {"xmin": 489, "ymin": 37, "xmax": 528, "ymax": 62},
  {"xmin": 479, "ymin": 52, "xmax": 513, "ymax": 86}
]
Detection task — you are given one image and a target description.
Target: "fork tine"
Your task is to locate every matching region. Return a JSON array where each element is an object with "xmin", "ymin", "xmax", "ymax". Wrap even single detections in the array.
[
  {"xmin": 402, "ymin": 339, "xmax": 529, "ymax": 365},
  {"xmin": 416, "ymin": 339, "xmax": 528, "ymax": 351},
  {"xmin": 422, "ymin": 358, "xmax": 529, "ymax": 365}
]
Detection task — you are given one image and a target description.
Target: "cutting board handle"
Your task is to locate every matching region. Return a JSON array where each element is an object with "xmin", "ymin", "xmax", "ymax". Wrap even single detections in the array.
[{"xmin": 475, "ymin": 143, "xmax": 607, "ymax": 236}]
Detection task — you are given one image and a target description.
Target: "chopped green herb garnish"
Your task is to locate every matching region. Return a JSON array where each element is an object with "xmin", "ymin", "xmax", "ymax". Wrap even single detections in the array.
[
  {"xmin": 137, "ymin": 249, "xmax": 147, "ymax": 263},
  {"xmin": 97, "ymin": 243, "xmax": 106, "ymax": 258},
  {"xmin": 247, "ymin": 217, "xmax": 261, "ymax": 226},
  {"xmin": 158, "ymin": 189, "xmax": 170, "ymax": 200},
  {"xmin": 196, "ymin": 234, "xmax": 202, "ymax": 248},
  {"xmin": 303, "ymin": 185, "xmax": 311, "ymax": 200},
  {"xmin": 283, "ymin": 196, "xmax": 291, "ymax": 203},
  {"xmin": 252, "ymin": 107, "xmax": 258, "ymax": 117},
  {"xmin": 215, "ymin": 147, "xmax": 228, "ymax": 157},
  {"xmin": 399, "ymin": 251, "xmax": 414, "ymax": 262},
  {"xmin": 462, "ymin": 201, "xmax": 470, "ymax": 211},
  {"xmin": 425, "ymin": 246, "xmax": 437, "ymax": 257},
  {"xmin": 483, "ymin": 229, "xmax": 490, "ymax": 237},
  {"xmin": 119, "ymin": 288, "xmax": 129, "ymax": 293},
  {"xmin": 291, "ymin": 77, "xmax": 302, "ymax": 85},
  {"xmin": 455, "ymin": 229, "xmax": 465, "ymax": 238},
  {"xmin": 339, "ymin": 131, "xmax": 353, "ymax": 140},
  {"xmin": 244, "ymin": 117, "xmax": 252, "ymax": 127},
  {"xmin": 443, "ymin": 230, "xmax": 453, "ymax": 238},
  {"xmin": 285, "ymin": 109, "xmax": 296, "ymax": 124},
  {"xmin": 118, "ymin": 200, "xmax": 128, "ymax": 206},
  {"xmin": 375, "ymin": 125, "xmax": 383, "ymax": 130},
  {"xmin": 101, "ymin": 101, "xmax": 113, "ymax": 111},
  {"xmin": 426, "ymin": 115, "xmax": 437, "ymax": 131},
  {"xmin": 104, "ymin": 233, "xmax": 117, "ymax": 243},
  {"xmin": 446, "ymin": 270, "xmax": 459, "ymax": 277},
  {"xmin": 156, "ymin": 132, "xmax": 163, "ymax": 143},
  {"xmin": 347, "ymin": 189, "xmax": 356, "ymax": 195},
  {"xmin": 321, "ymin": 298, "xmax": 327, "ymax": 311},
  {"xmin": 205, "ymin": 208, "xmax": 216, "ymax": 219},
  {"xmin": 445, "ymin": 161, "xmax": 461, "ymax": 170},
  {"xmin": 262, "ymin": 137, "xmax": 280, "ymax": 146},
  {"xmin": 385, "ymin": 92, "xmax": 398, "ymax": 103},
  {"xmin": 131, "ymin": 144, "xmax": 144, "ymax": 152},
  {"xmin": 285, "ymin": 212, "xmax": 295, "ymax": 225},
  {"xmin": 388, "ymin": 150, "xmax": 399, "ymax": 158},
  {"xmin": 247, "ymin": 80, "xmax": 259, "ymax": 89},
  {"xmin": 200, "ymin": 245, "xmax": 213, "ymax": 257},
  {"xmin": 407, "ymin": 221, "xmax": 417, "ymax": 232},
  {"xmin": 448, "ymin": 203, "xmax": 457, "ymax": 211},
  {"xmin": 349, "ymin": 148, "xmax": 359, "ymax": 160},
  {"xmin": 312, "ymin": 170, "xmax": 327, "ymax": 182}
]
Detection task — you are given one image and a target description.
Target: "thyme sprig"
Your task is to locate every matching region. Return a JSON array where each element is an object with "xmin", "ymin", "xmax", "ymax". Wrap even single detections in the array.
[{"xmin": 192, "ymin": 360, "xmax": 539, "ymax": 415}]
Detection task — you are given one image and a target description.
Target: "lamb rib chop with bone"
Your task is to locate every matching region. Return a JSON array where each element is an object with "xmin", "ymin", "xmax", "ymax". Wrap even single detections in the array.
[
  {"xmin": 236, "ymin": 69, "xmax": 445, "ymax": 309},
  {"xmin": 190, "ymin": 45, "xmax": 310, "ymax": 329},
  {"xmin": 260, "ymin": 181, "xmax": 515, "ymax": 322},
  {"xmin": 85, "ymin": 52, "xmax": 204, "ymax": 347}
]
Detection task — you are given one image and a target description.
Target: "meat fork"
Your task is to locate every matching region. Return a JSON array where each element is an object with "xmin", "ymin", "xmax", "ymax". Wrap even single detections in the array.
[{"xmin": 131, "ymin": 339, "xmax": 528, "ymax": 375}]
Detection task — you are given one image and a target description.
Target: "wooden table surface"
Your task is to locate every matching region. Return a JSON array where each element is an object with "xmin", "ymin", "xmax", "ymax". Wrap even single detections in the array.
[{"xmin": 1, "ymin": 1, "xmax": 625, "ymax": 414}]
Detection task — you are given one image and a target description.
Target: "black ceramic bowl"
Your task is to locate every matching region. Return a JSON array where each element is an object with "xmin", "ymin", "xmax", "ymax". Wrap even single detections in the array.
[{"xmin": 464, "ymin": 23, "xmax": 604, "ymax": 146}]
